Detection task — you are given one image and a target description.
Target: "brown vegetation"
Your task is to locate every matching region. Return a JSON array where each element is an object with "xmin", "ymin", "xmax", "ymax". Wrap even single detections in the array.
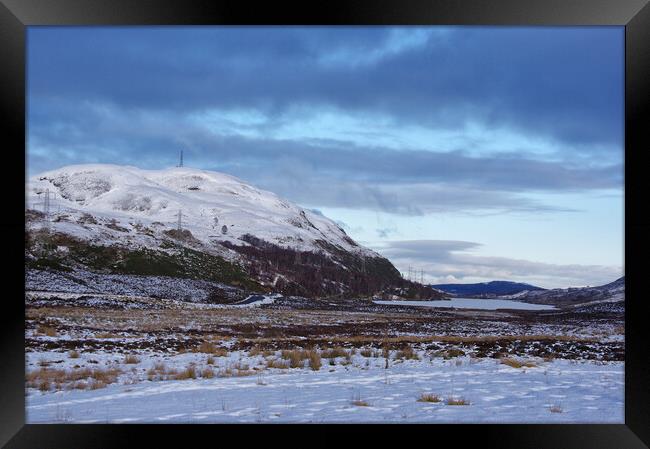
[
  {"xmin": 500, "ymin": 357, "xmax": 537, "ymax": 369},
  {"xmin": 445, "ymin": 397, "xmax": 470, "ymax": 406},
  {"xmin": 417, "ymin": 393, "xmax": 442, "ymax": 403}
]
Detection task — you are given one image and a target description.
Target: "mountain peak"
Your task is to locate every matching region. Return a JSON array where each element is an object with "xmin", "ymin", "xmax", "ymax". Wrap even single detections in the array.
[{"xmin": 28, "ymin": 164, "xmax": 374, "ymax": 257}]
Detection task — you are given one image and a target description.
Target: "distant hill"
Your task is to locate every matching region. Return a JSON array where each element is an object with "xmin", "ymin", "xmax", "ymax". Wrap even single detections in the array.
[
  {"xmin": 503, "ymin": 277, "xmax": 624, "ymax": 309},
  {"xmin": 431, "ymin": 280, "xmax": 545, "ymax": 298}
]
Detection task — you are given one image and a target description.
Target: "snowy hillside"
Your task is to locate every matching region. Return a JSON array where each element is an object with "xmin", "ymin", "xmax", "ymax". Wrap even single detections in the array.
[
  {"xmin": 27, "ymin": 164, "xmax": 373, "ymax": 257},
  {"xmin": 26, "ymin": 164, "xmax": 432, "ymax": 299}
]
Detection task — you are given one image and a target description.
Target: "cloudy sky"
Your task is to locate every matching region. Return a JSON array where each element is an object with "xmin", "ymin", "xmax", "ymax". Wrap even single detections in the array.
[{"xmin": 26, "ymin": 26, "xmax": 624, "ymax": 288}]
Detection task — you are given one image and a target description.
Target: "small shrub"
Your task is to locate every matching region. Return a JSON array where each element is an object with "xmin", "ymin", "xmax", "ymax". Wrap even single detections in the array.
[
  {"xmin": 417, "ymin": 393, "xmax": 442, "ymax": 403},
  {"xmin": 206, "ymin": 356, "xmax": 215, "ymax": 365},
  {"xmin": 68, "ymin": 350, "xmax": 80, "ymax": 359},
  {"xmin": 549, "ymin": 404, "xmax": 563, "ymax": 413},
  {"xmin": 201, "ymin": 367, "xmax": 215, "ymax": 379}
]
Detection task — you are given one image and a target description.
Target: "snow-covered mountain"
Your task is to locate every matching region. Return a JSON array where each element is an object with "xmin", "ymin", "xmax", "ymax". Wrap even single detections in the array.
[
  {"xmin": 27, "ymin": 164, "xmax": 372, "ymax": 256},
  {"xmin": 26, "ymin": 164, "xmax": 437, "ymax": 299}
]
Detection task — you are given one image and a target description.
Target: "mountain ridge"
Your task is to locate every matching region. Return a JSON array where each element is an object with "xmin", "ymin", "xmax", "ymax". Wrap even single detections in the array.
[{"xmin": 26, "ymin": 164, "xmax": 443, "ymax": 300}]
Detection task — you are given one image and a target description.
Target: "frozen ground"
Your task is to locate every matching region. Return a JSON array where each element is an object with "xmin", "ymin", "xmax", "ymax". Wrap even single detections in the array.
[
  {"xmin": 26, "ymin": 355, "xmax": 623, "ymax": 423},
  {"xmin": 24, "ymin": 279, "xmax": 624, "ymax": 424}
]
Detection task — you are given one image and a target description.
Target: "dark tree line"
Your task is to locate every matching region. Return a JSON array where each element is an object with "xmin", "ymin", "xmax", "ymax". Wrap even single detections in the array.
[{"xmin": 221, "ymin": 234, "xmax": 445, "ymax": 300}]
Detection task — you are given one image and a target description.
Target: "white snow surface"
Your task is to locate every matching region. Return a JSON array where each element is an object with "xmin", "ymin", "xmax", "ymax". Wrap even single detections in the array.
[
  {"xmin": 27, "ymin": 164, "xmax": 376, "ymax": 257},
  {"xmin": 26, "ymin": 353, "xmax": 623, "ymax": 423}
]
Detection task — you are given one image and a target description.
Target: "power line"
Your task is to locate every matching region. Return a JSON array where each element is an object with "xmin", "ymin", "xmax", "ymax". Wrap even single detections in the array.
[{"xmin": 33, "ymin": 188, "xmax": 53, "ymax": 230}]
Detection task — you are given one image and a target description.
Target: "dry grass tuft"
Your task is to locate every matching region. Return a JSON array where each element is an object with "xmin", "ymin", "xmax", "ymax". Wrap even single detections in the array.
[
  {"xmin": 26, "ymin": 366, "xmax": 122, "ymax": 391},
  {"xmin": 195, "ymin": 341, "xmax": 229, "ymax": 356},
  {"xmin": 359, "ymin": 349, "xmax": 373, "ymax": 357},
  {"xmin": 445, "ymin": 397, "xmax": 470, "ymax": 406},
  {"xmin": 94, "ymin": 331, "xmax": 121, "ymax": 339},
  {"xmin": 248, "ymin": 345, "xmax": 262, "ymax": 356},
  {"xmin": 395, "ymin": 345, "xmax": 419, "ymax": 360},
  {"xmin": 266, "ymin": 358, "xmax": 290, "ymax": 369},
  {"xmin": 68, "ymin": 350, "xmax": 80, "ymax": 359},
  {"xmin": 417, "ymin": 393, "xmax": 442, "ymax": 403},
  {"xmin": 500, "ymin": 357, "xmax": 537, "ymax": 369},
  {"xmin": 351, "ymin": 399, "xmax": 369, "ymax": 406},
  {"xmin": 36, "ymin": 324, "xmax": 57, "ymax": 337},
  {"xmin": 280, "ymin": 349, "xmax": 316, "ymax": 368},
  {"xmin": 549, "ymin": 404, "xmax": 563, "ymax": 413},
  {"xmin": 201, "ymin": 367, "xmax": 215, "ymax": 379},
  {"xmin": 206, "ymin": 355, "xmax": 215, "ymax": 365},
  {"xmin": 308, "ymin": 351, "xmax": 322, "ymax": 371},
  {"xmin": 146, "ymin": 362, "xmax": 178, "ymax": 381},
  {"xmin": 124, "ymin": 354, "xmax": 140, "ymax": 364},
  {"xmin": 173, "ymin": 364, "xmax": 197, "ymax": 380},
  {"xmin": 321, "ymin": 347, "xmax": 348, "ymax": 359}
]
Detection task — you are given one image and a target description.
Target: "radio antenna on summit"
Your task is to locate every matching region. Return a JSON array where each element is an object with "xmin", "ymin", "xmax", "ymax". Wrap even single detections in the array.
[
  {"xmin": 176, "ymin": 209, "xmax": 186, "ymax": 231},
  {"xmin": 178, "ymin": 150, "xmax": 184, "ymax": 167}
]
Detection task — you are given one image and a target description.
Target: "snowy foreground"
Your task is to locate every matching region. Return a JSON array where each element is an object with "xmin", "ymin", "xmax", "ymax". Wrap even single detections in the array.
[{"xmin": 27, "ymin": 356, "xmax": 623, "ymax": 424}]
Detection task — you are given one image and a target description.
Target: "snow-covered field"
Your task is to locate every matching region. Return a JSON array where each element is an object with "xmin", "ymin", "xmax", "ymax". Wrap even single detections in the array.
[{"xmin": 26, "ymin": 354, "xmax": 623, "ymax": 423}]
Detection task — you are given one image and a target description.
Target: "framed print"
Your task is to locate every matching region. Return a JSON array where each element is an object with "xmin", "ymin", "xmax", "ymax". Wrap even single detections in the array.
[{"xmin": 1, "ymin": 0, "xmax": 649, "ymax": 447}]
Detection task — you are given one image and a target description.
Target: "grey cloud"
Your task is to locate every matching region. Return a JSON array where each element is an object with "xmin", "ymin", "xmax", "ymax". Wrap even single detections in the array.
[
  {"xmin": 375, "ymin": 240, "xmax": 622, "ymax": 288},
  {"xmin": 27, "ymin": 103, "xmax": 618, "ymax": 215}
]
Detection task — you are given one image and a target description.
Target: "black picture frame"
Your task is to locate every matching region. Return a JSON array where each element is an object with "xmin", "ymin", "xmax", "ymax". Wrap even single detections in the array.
[{"xmin": 2, "ymin": 0, "xmax": 649, "ymax": 447}]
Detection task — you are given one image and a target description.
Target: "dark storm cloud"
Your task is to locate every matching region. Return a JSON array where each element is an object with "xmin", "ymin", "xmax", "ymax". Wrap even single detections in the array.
[
  {"xmin": 28, "ymin": 26, "xmax": 623, "ymax": 149},
  {"xmin": 27, "ymin": 102, "xmax": 619, "ymax": 214},
  {"xmin": 28, "ymin": 102, "xmax": 621, "ymax": 189},
  {"xmin": 27, "ymin": 27, "xmax": 624, "ymax": 215}
]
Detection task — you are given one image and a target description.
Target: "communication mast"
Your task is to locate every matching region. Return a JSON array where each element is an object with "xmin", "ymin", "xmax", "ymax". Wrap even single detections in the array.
[
  {"xmin": 176, "ymin": 209, "xmax": 187, "ymax": 231},
  {"xmin": 178, "ymin": 150, "xmax": 184, "ymax": 167}
]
